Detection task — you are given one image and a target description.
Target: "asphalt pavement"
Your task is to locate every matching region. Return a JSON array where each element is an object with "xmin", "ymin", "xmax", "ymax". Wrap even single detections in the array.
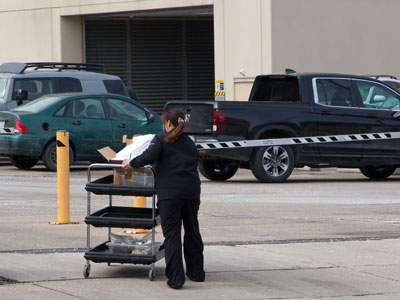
[{"xmin": 0, "ymin": 163, "xmax": 399, "ymax": 299}]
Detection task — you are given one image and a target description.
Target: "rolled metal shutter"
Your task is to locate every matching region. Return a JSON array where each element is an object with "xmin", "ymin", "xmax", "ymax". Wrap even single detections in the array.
[
  {"xmin": 85, "ymin": 20, "xmax": 129, "ymax": 84},
  {"xmin": 186, "ymin": 19, "xmax": 215, "ymax": 102},
  {"xmin": 85, "ymin": 18, "xmax": 214, "ymax": 114},
  {"xmin": 130, "ymin": 19, "xmax": 185, "ymax": 113}
]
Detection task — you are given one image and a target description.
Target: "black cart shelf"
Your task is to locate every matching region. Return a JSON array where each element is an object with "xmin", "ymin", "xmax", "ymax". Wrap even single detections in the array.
[{"xmin": 83, "ymin": 163, "xmax": 164, "ymax": 281}]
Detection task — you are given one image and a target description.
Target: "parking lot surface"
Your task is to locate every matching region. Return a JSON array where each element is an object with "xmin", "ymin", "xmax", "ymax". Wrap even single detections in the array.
[{"xmin": 0, "ymin": 161, "xmax": 399, "ymax": 299}]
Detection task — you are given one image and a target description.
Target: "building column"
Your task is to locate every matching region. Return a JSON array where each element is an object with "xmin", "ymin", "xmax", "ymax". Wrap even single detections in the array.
[{"xmin": 213, "ymin": 0, "xmax": 272, "ymax": 101}]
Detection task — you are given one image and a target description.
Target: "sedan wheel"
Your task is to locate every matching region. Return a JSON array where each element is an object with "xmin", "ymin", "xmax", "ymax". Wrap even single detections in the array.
[
  {"xmin": 10, "ymin": 156, "xmax": 38, "ymax": 170},
  {"xmin": 359, "ymin": 166, "xmax": 395, "ymax": 179},
  {"xmin": 42, "ymin": 141, "xmax": 73, "ymax": 172},
  {"xmin": 250, "ymin": 145, "xmax": 295, "ymax": 183},
  {"xmin": 198, "ymin": 159, "xmax": 238, "ymax": 181}
]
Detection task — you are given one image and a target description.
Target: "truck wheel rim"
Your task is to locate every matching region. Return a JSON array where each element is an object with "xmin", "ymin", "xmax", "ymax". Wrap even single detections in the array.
[{"xmin": 262, "ymin": 146, "xmax": 289, "ymax": 177}]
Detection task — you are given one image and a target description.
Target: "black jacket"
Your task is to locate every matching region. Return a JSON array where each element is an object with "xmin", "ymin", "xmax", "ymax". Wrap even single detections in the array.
[{"xmin": 130, "ymin": 132, "xmax": 201, "ymax": 201}]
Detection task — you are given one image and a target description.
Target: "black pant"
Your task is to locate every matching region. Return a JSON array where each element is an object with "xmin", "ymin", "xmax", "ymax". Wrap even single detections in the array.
[{"xmin": 157, "ymin": 198, "xmax": 205, "ymax": 287}]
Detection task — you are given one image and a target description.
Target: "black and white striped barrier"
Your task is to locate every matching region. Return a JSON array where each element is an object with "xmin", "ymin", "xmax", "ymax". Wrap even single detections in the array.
[{"xmin": 196, "ymin": 132, "xmax": 400, "ymax": 150}]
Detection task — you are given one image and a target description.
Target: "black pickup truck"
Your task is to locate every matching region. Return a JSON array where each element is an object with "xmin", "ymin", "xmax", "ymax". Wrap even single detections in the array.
[{"xmin": 166, "ymin": 72, "xmax": 400, "ymax": 183}]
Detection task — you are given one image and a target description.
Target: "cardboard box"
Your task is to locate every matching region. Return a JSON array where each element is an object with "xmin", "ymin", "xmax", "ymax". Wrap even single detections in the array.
[
  {"xmin": 97, "ymin": 135, "xmax": 154, "ymax": 186},
  {"xmin": 97, "ymin": 146, "xmax": 127, "ymax": 185}
]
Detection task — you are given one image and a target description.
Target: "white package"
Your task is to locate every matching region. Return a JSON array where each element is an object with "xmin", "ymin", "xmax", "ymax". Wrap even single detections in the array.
[{"xmin": 114, "ymin": 134, "xmax": 155, "ymax": 160}]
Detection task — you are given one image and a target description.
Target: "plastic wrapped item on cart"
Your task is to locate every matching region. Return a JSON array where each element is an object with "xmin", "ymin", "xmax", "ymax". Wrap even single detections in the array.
[
  {"xmin": 122, "ymin": 167, "xmax": 154, "ymax": 187},
  {"xmin": 110, "ymin": 232, "xmax": 151, "ymax": 244},
  {"xmin": 106, "ymin": 233, "xmax": 162, "ymax": 255},
  {"xmin": 106, "ymin": 240, "xmax": 163, "ymax": 255}
]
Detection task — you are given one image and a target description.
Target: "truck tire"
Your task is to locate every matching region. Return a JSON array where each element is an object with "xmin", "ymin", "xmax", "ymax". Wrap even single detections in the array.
[
  {"xmin": 42, "ymin": 141, "xmax": 73, "ymax": 172},
  {"xmin": 10, "ymin": 156, "xmax": 38, "ymax": 170},
  {"xmin": 250, "ymin": 145, "xmax": 295, "ymax": 183},
  {"xmin": 359, "ymin": 166, "xmax": 395, "ymax": 179},
  {"xmin": 198, "ymin": 159, "xmax": 238, "ymax": 181}
]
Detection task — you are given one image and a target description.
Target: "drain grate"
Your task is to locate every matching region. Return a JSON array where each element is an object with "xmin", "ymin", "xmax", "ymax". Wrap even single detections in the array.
[{"xmin": 0, "ymin": 276, "xmax": 18, "ymax": 285}]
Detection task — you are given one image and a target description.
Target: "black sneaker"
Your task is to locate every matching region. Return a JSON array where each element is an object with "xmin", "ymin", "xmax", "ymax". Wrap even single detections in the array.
[
  {"xmin": 187, "ymin": 274, "xmax": 205, "ymax": 282},
  {"xmin": 168, "ymin": 283, "xmax": 183, "ymax": 289}
]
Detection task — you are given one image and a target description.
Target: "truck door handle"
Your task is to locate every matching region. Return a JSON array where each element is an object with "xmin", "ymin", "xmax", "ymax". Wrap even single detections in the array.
[
  {"xmin": 393, "ymin": 111, "xmax": 400, "ymax": 118},
  {"xmin": 319, "ymin": 110, "xmax": 332, "ymax": 115},
  {"xmin": 72, "ymin": 121, "xmax": 83, "ymax": 126},
  {"xmin": 118, "ymin": 123, "xmax": 127, "ymax": 128}
]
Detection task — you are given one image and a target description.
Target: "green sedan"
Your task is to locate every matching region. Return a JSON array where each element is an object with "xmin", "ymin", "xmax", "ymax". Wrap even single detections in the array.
[{"xmin": 0, "ymin": 93, "xmax": 162, "ymax": 171}]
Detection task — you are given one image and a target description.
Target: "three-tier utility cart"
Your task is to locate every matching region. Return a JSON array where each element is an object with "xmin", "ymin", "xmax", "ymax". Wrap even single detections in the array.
[{"xmin": 83, "ymin": 163, "xmax": 164, "ymax": 281}]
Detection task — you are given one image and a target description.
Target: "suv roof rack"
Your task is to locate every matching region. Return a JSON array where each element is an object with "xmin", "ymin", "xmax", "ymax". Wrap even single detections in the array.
[{"xmin": 0, "ymin": 62, "xmax": 105, "ymax": 74}]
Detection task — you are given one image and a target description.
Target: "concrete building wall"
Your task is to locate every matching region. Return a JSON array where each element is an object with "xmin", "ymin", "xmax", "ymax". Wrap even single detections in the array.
[
  {"xmin": 0, "ymin": 8, "xmax": 54, "ymax": 61},
  {"xmin": 0, "ymin": 0, "xmax": 212, "ymax": 63},
  {"xmin": 271, "ymin": 0, "xmax": 400, "ymax": 77}
]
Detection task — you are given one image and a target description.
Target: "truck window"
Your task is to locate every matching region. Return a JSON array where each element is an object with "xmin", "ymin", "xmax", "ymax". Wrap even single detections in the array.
[
  {"xmin": 315, "ymin": 79, "xmax": 355, "ymax": 107},
  {"xmin": 355, "ymin": 80, "xmax": 400, "ymax": 110},
  {"xmin": 250, "ymin": 77, "xmax": 300, "ymax": 102}
]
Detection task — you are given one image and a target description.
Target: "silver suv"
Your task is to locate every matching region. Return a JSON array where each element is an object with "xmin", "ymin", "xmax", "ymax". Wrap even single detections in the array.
[{"xmin": 0, "ymin": 62, "xmax": 130, "ymax": 111}]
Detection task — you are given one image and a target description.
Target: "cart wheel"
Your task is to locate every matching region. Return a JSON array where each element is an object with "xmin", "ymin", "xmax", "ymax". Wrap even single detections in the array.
[
  {"xmin": 148, "ymin": 269, "xmax": 156, "ymax": 281},
  {"xmin": 83, "ymin": 264, "xmax": 91, "ymax": 278}
]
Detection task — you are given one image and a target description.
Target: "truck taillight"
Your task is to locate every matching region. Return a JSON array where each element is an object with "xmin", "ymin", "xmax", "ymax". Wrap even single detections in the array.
[
  {"xmin": 15, "ymin": 119, "xmax": 29, "ymax": 133},
  {"xmin": 212, "ymin": 109, "xmax": 226, "ymax": 134}
]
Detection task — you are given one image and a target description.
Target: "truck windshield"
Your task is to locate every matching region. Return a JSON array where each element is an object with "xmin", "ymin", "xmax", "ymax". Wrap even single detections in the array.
[{"xmin": 0, "ymin": 78, "xmax": 7, "ymax": 98}]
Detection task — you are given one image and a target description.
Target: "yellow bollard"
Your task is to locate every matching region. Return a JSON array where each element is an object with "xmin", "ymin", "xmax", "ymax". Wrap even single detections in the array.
[
  {"xmin": 131, "ymin": 196, "xmax": 149, "ymax": 234},
  {"xmin": 124, "ymin": 168, "xmax": 149, "ymax": 234},
  {"xmin": 134, "ymin": 196, "xmax": 147, "ymax": 208},
  {"xmin": 50, "ymin": 130, "xmax": 77, "ymax": 225},
  {"xmin": 122, "ymin": 136, "xmax": 149, "ymax": 234}
]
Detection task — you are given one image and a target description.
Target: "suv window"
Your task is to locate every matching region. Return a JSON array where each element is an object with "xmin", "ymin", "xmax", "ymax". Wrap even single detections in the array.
[
  {"xmin": 103, "ymin": 80, "xmax": 128, "ymax": 96},
  {"xmin": 315, "ymin": 79, "xmax": 356, "ymax": 107},
  {"xmin": 12, "ymin": 78, "xmax": 82, "ymax": 100},
  {"xmin": 0, "ymin": 78, "xmax": 7, "ymax": 98},
  {"xmin": 57, "ymin": 78, "xmax": 82, "ymax": 93},
  {"xmin": 355, "ymin": 80, "xmax": 400, "ymax": 110}
]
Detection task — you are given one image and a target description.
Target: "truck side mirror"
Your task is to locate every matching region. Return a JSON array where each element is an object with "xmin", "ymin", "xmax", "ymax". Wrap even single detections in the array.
[{"xmin": 16, "ymin": 89, "xmax": 28, "ymax": 106}]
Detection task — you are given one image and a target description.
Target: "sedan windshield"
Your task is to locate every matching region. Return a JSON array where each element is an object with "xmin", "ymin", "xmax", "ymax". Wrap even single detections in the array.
[
  {"xmin": 0, "ymin": 78, "xmax": 7, "ymax": 98},
  {"xmin": 12, "ymin": 96, "xmax": 62, "ymax": 113}
]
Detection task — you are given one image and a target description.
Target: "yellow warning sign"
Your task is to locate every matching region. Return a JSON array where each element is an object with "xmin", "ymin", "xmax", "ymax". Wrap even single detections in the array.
[{"xmin": 215, "ymin": 80, "xmax": 225, "ymax": 100}]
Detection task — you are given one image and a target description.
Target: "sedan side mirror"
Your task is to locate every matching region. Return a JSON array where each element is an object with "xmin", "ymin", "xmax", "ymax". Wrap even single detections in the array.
[
  {"xmin": 147, "ymin": 113, "xmax": 155, "ymax": 123},
  {"xmin": 16, "ymin": 89, "xmax": 28, "ymax": 106}
]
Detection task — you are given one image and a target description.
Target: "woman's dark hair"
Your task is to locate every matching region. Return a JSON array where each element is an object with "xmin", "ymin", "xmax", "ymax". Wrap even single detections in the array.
[{"xmin": 162, "ymin": 108, "xmax": 185, "ymax": 143}]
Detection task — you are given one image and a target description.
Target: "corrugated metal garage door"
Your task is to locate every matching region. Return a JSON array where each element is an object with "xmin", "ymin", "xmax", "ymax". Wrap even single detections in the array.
[{"xmin": 85, "ymin": 18, "xmax": 214, "ymax": 113}]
